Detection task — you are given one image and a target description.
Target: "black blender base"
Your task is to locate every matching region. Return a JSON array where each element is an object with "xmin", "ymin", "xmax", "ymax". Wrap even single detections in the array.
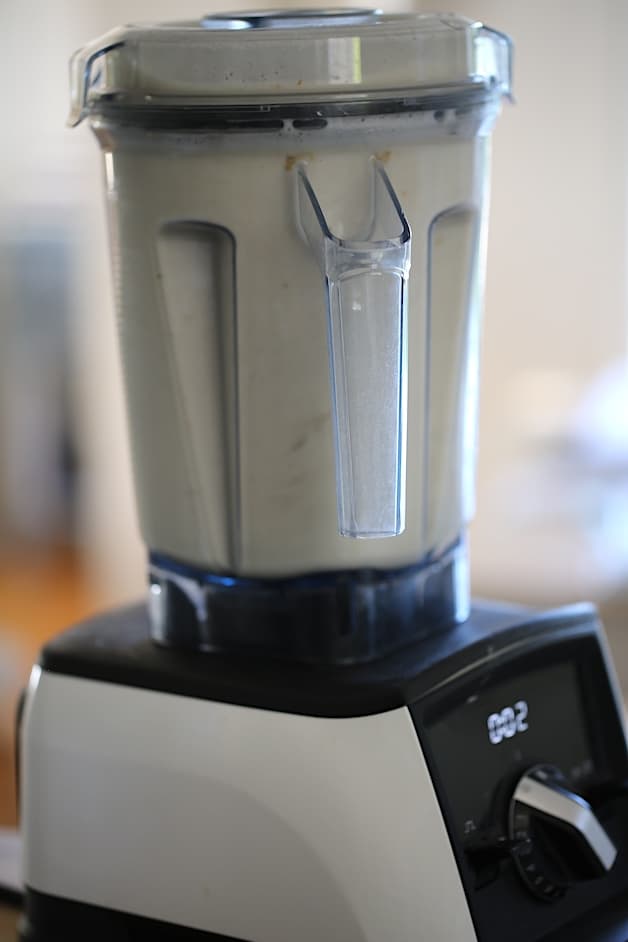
[
  {"xmin": 19, "ymin": 887, "xmax": 628, "ymax": 942},
  {"xmin": 20, "ymin": 889, "xmax": 244, "ymax": 942},
  {"xmin": 20, "ymin": 600, "xmax": 628, "ymax": 942},
  {"xmin": 33, "ymin": 599, "xmax": 597, "ymax": 718}
]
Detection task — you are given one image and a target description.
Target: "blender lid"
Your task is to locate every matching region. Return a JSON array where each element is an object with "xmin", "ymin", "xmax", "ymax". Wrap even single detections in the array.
[{"xmin": 69, "ymin": 9, "xmax": 512, "ymax": 126}]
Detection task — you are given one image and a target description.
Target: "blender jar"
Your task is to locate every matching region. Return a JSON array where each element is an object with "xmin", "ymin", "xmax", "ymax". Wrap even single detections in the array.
[{"xmin": 70, "ymin": 10, "xmax": 512, "ymax": 662}]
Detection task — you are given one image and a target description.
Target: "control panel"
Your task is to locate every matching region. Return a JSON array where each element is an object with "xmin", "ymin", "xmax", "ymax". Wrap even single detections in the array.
[{"xmin": 412, "ymin": 619, "xmax": 628, "ymax": 942}]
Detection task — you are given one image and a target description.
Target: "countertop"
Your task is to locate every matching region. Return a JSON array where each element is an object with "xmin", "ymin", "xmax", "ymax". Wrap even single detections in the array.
[{"xmin": 0, "ymin": 905, "xmax": 18, "ymax": 940}]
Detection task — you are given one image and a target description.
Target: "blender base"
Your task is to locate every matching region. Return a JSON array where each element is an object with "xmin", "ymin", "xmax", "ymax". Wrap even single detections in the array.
[
  {"xmin": 19, "ymin": 885, "xmax": 628, "ymax": 942},
  {"xmin": 18, "ymin": 602, "xmax": 628, "ymax": 942},
  {"xmin": 20, "ymin": 889, "xmax": 235, "ymax": 941}
]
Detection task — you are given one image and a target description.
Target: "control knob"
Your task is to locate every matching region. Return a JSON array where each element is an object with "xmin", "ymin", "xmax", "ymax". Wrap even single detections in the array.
[{"xmin": 509, "ymin": 765, "xmax": 617, "ymax": 901}]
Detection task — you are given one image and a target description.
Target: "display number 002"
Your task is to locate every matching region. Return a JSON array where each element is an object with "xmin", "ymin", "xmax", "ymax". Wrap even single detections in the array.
[{"xmin": 487, "ymin": 701, "xmax": 529, "ymax": 745}]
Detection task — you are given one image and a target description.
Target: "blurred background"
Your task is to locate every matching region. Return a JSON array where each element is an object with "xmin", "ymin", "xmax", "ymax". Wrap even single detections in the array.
[{"xmin": 1, "ymin": 0, "xmax": 628, "ymax": 831}]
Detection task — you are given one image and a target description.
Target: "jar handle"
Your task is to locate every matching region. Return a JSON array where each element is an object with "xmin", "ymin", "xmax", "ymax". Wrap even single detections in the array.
[{"xmin": 296, "ymin": 160, "xmax": 411, "ymax": 538}]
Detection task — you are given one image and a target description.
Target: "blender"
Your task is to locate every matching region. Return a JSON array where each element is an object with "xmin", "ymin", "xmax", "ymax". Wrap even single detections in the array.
[{"xmin": 18, "ymin": 10, "xmax": 628, "ymax": 942}]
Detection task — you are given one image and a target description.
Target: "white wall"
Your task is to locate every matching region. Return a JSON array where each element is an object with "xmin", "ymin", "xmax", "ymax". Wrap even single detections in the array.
[{"xmin": 448, "ymin": 0, "xmax": 628, "ymax": 602}]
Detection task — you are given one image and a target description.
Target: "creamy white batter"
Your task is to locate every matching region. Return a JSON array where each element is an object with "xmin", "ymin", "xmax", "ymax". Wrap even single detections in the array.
[{"xmin": 98, "ymin": 104, "xmax": 495, "ymax": 576}]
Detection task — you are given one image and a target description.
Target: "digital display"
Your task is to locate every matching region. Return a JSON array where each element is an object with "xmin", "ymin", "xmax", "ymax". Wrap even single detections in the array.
[
  {"xmin": 427, "ymin": 661, "xmax": 594, "ymax": 841},
  {"xmin": 486, "ymin": 699, "xmax": 528, "ymax": 745}
]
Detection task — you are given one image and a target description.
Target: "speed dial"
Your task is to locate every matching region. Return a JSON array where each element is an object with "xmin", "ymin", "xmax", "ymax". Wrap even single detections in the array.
[{"xmin": 509, "ymin": 765, "xmax": 617, "ymax": 902}]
